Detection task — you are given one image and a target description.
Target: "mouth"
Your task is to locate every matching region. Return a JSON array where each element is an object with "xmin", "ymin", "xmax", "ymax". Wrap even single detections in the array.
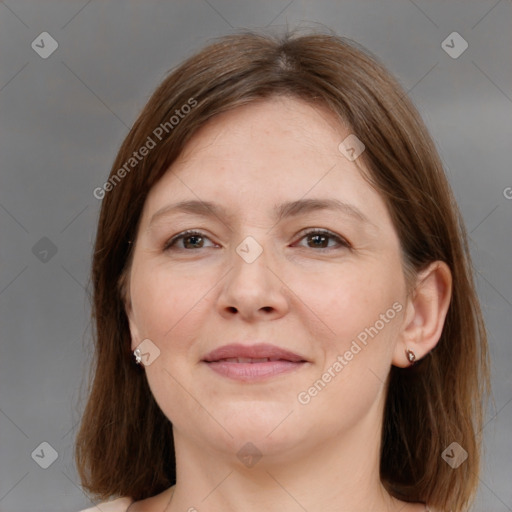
[{"xmin": 202, "ymin": 343, "xmax": 308, "ymax": 381}]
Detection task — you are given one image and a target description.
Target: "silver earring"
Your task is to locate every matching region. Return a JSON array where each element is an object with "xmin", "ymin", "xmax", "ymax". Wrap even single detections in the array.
[
  {"xmin": 405, "ymin": 348, "xmax": 416, "ymax": 365},
  {"xmin": 134, "ymin": 348, "xmax": 142, "ymax": 365}
]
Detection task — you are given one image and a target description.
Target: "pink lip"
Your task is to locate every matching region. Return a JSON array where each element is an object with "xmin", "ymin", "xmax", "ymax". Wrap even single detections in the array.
[
  {"xmin": 203, "ymin": 343, "xmax": 306, "ymax": 362},
  {"xmin": 202, "ymin": 343, "xmax": 308, "ymax": 382}
]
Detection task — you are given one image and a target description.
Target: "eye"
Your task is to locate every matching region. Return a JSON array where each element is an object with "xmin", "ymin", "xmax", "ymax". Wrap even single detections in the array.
[
  {"xmin": 294, "ymin": 229, "xmax": 350, "ymax": 250},
  {"xmin": 163, "ymin": 230, "xmax": 217, "ymax": 251},
  {"xmin": 163, "ymin": 228, "xmax": 350, "ymax": 252}
]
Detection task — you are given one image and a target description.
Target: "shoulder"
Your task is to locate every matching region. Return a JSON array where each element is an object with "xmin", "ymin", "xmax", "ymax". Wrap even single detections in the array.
[{"xmin": 79, "ymin": 496, "xmax": 134, "ymax": 512}]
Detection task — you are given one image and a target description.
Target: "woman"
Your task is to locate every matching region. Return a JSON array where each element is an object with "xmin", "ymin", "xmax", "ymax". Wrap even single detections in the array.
[{"xmin": 76, "ymin": 30, "xmax": 490, "ymax": 512}]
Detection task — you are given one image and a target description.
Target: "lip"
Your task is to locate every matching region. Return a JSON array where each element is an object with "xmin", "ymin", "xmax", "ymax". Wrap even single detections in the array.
[
  {"xmin": 203, "ymin": 343, "xmax": 306, "ymax": 363},
  {"xmin": 202, "ymin": 343, "xmax": 308, "ymax": 382}
]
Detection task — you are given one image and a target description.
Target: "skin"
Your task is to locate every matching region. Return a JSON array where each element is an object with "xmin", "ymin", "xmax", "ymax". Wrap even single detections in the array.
[{"xmin": 124, "ymin": 96, "xmax": 451, "ymax": 512}]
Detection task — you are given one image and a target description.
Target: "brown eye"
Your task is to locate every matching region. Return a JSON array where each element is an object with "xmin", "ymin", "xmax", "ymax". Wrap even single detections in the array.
[
  {"xmin": 164, "ymin": 230, "xmax": 216, "ymax": 251},
  {"xmin": 181, "ymin": 234, "xmax": 204, "ymax": 249},
  {"xmin": 295, "ymin": 229, "xmax": 350, "ymax": 250}
]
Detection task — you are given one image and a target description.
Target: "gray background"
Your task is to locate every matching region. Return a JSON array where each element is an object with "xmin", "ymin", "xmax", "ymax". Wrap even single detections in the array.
[{"xmin": 0, "ymin": 1, "xmax": 511, "ymax": 511}]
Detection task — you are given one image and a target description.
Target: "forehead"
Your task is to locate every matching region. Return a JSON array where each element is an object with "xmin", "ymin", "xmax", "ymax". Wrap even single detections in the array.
[
  {"xmin": 178, "ymin": 96, "xmax": 348, "ymax": 163},
  {"xmin": 140, "ymin": 96, "xmax": 393, "ymax": 232}
]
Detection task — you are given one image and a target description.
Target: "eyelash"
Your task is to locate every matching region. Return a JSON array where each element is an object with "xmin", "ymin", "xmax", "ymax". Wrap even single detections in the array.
[{"xmin": 163, "ymin": 229, "xmax": 351, "ymax": 252}]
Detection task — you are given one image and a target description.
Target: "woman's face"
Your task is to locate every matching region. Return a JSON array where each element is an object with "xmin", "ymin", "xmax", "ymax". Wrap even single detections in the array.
[{"xmin": 126, "ymin": 96, "xmax": 410, "ymax": 463}]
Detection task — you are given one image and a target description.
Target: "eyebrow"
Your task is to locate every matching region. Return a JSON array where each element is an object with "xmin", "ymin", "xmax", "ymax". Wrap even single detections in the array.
[{"xmin": 149, "ymin": 198, "xmax": 373, "ymax": 228}]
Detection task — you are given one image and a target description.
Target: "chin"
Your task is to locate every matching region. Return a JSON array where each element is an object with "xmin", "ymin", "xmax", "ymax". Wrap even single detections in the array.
[
  {"xmin": 210, "ymin": 429, "xmax": 305, "ymax": 469},
  {"xmin": 207, "ymin": 406, "xmax": 306, "ymax": 457}
]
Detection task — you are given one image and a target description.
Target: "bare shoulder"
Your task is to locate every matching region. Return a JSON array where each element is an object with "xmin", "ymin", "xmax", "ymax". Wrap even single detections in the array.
[
  {"xmin": 127, "ymin": 486, "xmax": 175, "ymax": 512},
  {"xmin": 79, "ymin": 496, "xmax": 134, "ymax": 512},
  {"xmin": 401, "ymin": 502, "xmax": 440, "ymax": 512},
  {"xmin": 425, "ymin": 505, "xmax": 445, "ymax": 512}
]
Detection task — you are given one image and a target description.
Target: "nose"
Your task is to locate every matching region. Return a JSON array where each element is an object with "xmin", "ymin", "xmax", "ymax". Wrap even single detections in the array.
[{"xmin": 216, "ymin": 238, "xmax": 289, "ymax": 322}]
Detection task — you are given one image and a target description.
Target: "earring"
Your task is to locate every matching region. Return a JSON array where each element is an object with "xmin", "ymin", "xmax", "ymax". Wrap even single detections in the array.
[
  {"xmin": 405, "ymin": 348, "xmax": 416, "ymax": 365},
  {"xmin": 134, "ymin": 348, "xmax": 142, "ymax": 365}
]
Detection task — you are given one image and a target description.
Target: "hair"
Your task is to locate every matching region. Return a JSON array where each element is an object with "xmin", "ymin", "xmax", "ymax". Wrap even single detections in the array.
[{"xmin": 75, "ymin": 29, "xmax": 491, "ymax": 511}]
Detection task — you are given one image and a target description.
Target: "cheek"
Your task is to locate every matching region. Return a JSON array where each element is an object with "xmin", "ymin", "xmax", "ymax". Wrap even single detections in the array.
[
  {"xmin": 130, "ymin": 262, "xmax": 208, "ymax": 339},
  {"xmin": 129, "ymin": 267, "xmax": 211, "ymax": 424},
  {"xmin": 294, "ymin": 270, "xmax": 403, "ymax": 432},
  {"xmin": 287, "ymin": 260, "xmax": 402, "ymax": 348}
]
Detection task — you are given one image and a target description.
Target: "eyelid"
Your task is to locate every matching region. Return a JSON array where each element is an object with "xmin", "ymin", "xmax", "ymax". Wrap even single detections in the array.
[
  {"xmin": 164, "ymin": 228, "xmax": 351, "ymax": 251},
  {"xmin": 294, "ymin": 228, "xmax": 351, "ymax": 249},
  {"xmin": 163, "ymin": 229, "xmax": 217, "ymax": 250}
]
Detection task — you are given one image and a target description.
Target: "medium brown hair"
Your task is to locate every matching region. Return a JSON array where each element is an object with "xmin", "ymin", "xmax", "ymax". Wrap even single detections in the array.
[{"xmin": 75, "ymin": 29, "xmax": 491, "ymax": 511}]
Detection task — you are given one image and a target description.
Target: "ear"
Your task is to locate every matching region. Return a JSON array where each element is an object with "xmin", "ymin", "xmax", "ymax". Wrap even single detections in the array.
[{"xmin": 392, "ymin": 261, "xmax": 452, "ymax": 368}]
